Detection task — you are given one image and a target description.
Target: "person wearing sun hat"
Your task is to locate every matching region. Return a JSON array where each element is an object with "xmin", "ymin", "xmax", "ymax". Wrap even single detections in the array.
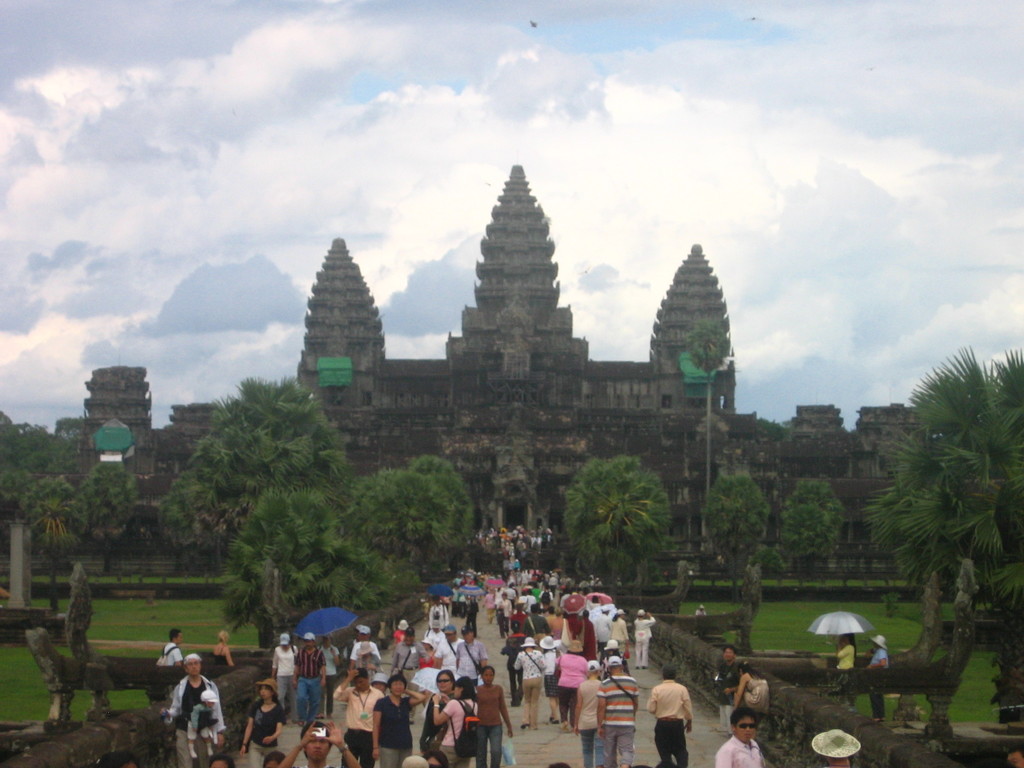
[
  {"xmin": 515, "ymin": 637, "xmax": 546, "ymax": 729},
  {"xmin": 866, "ymin": 635, "xmax": 890, "ymax": 721},
  {"xmin": 241, "ymin": 678, "xmax": 286, "ymax": 768},
  {"xmin": 811, "ymin": 729, "xmax": 861, "ymax": 767}
]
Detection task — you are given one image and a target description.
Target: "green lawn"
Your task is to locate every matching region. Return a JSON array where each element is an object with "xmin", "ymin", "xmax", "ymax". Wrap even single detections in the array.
[{"xmin": 681, "ymin": 600, "xmax": 998, "ymax": 722}]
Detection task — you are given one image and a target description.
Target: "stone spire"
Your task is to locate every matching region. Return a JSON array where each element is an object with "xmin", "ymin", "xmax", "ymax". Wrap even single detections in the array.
[
  {"xmin": 650, "ymin": 243, "xmax": 730, "ymax": 364},
  {"xmin": 298, "ymin": 238, "xmax": 384, "ymax": 394},
  {"xmin": 470, "ymin": 165, "xmax": 560, "ymax": 324}
]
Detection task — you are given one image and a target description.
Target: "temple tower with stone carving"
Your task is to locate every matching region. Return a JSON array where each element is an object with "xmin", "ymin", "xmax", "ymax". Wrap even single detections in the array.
[
  {"xmin": 447, "ymin": 165, "xmax": 588, "ymax": 408},
  {"xmin": 650, "ymin": 244, "xmax": 736, "ymax": 412},
  {"xmin": 298, "ymin": 238, "xmax": 385, "ymax": 409}
]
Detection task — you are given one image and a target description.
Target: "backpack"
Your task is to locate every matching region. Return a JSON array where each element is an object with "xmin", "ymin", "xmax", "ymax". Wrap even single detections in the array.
[
  {"xmin": 454, "ymin": 701, "xmax": 480, "ymax": 758},
  {"xmin": 157, "ymin": 643, "xmax": 178, "ymax": 667}
]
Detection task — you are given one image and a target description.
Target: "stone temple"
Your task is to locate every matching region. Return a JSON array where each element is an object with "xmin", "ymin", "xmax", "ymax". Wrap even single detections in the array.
[{"xmin": 79, "ymin": 165, "xmax": 915, "ymax": 567}]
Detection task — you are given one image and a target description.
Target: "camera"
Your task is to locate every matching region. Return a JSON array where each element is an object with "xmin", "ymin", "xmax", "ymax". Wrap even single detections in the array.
[{"xmin": 311, "ymin": 727, "xmax": 328, "ymax": 739}]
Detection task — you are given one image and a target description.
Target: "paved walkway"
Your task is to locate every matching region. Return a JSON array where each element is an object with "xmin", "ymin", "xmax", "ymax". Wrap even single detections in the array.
[{"xmin": 243, "ymin": 600, "xmax": 729, "ymax": 768}]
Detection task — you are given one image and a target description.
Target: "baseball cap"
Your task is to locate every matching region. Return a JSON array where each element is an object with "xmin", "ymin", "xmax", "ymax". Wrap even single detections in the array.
[
  {"xmin": 443, "ymin": 624, "xmax": 457, "ymax": 633},
  {"xmin": 606, "ymin": 655, "xmax": 623, "ymax": 667},
  {"xmin": 200, "ymin": 690, "xmax": 218, "ymax": 704},
  {"xmin": 279, "ymin": 633, "xmax": 290, "ymax": 645},
  {"xmin": 587, "ymin": 660, "xmax": 601, "ymax": 672},
  {"xmin": 303, "ymin": 632, "xmax": 316, "ymax": 641},
  {"xmin": 356, "ymin": 625, "xmax": 371, "ymax": 635}
]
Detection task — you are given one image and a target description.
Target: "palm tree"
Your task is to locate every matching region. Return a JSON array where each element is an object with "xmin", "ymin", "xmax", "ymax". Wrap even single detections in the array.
[
  {"xmin": 26, "ymin": 477, "xmax": 78, "ymax": 610},
  {"xmin": 565, "ymin": 455, "xmax": 671, "ymax": 585},
  {"xmin": 167, "ymin": 377, "xmax": 351, "ymax": 559},
  {"xmin": 224, "ymin": 489, "xmax": 399, "ymax": 646},
  {"xmin": 75, "ymin": 463, "xmax": 137, "ymax": 573},
  {"xmin": 686, "ymin": 319, "xmax": 730, "ymax": 500},
  {"xmin": 781, "ymin": 480, "xmax": 844, "ymax": 582},
  {"xmin": 869, "ymin": 348, "xmax": 1024, "ymax": 696}
]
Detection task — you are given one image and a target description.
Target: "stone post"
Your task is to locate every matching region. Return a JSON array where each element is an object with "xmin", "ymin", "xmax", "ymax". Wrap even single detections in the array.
[{"xmin": 9, "ymin": 520, "xmax": 32, "ymax": 608}]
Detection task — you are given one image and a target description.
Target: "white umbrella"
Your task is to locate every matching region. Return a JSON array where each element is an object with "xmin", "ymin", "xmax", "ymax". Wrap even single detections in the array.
[
  {"xmin": 411, "ymin": 667, "xmax": 443, "ymax": 694},
  {"xmin": 806, "ymin": 611, "xmax": 875, "ymax": 635}
]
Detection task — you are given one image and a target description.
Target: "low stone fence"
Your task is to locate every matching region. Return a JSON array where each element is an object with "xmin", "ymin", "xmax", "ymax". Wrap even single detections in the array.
[
  {"xmin": 0, "ymin": 596, "xmax": 423, "ymax": 768},
  {"xmin": 650, "ymin": 621, "xmax": 963, "ymax": 768}
]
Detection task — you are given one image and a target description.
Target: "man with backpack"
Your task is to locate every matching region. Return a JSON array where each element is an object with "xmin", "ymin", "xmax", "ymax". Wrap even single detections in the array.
[{"xmin": 159, "ymin": 628, "xmax": 184, "ymax": 667}]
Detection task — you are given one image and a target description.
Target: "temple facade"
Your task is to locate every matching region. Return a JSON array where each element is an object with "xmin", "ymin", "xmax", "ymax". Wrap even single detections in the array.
[{"xmin": 76, "ymin": 165, "xmax": 914, "ymax": 568}]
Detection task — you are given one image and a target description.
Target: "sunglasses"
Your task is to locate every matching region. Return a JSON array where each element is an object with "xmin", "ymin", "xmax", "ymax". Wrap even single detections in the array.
[{"xmin": 736, "ymin": 722, "xmax": 757, "ymax": 729}]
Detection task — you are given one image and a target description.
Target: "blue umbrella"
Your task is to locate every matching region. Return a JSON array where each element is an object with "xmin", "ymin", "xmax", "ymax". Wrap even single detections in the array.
[
  {"xmin": 295, "ymin": 607, "xmax": 358, "ymax": 637},
  {"xmin": 427, "ymin": 583, "xmax": 454, "ymax": 597}
]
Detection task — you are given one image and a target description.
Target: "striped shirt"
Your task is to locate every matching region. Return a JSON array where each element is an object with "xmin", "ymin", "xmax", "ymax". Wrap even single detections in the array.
[
  {"xmin": 598, "ymin": 674, "xmax": 638, "ymax": 726},
  {"xmin": 296, "ymin": 647, "xmax": 325, "ymax": 679}
]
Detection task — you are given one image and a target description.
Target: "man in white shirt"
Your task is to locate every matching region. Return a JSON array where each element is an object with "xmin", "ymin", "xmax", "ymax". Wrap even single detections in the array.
[
  {"xmin": 591, "ymin": 609, "xmax": 613, "ymax": 655},
  {"xmin": 160, "ymin": 628, "xmax": 184, "ymax": 667},
  {"xmin": 273, "ymin": 634, "xmax": 297, "ymax": 721},
  {"xmin": 433, "ymin": 624, "xmax": 459, "ymax": 673},
  {"xmin": 348, "ymin": 625, "xmax": 381, "ymax": 672},
  {"xmin": 454, "ymin": 627, "xmax": 488, "ymax": 680}
]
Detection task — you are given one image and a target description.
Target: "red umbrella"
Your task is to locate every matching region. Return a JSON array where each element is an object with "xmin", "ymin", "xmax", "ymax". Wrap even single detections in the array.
[
  {"xmin": 562, "ymin": 593, "xmax": 586, "ymax": 613},
  {"xmin": 585, "ymin": 592, "xmax": 614, "ymax": 605},
  {"xmin": 485, "ymin": 577, "xmax": 505, "ymax": 587}
]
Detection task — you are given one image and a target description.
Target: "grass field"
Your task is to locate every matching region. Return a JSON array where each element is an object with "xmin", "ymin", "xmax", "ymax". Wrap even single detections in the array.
[{"xmin": 682, "ymin": 600, "xmax": 998, "ymax": 722}]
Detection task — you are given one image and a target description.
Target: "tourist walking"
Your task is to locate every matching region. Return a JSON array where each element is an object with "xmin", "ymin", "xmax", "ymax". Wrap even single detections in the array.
[
  {"xmin": 716, "ymin": 645, "xmax": 739, "ymax": 728},
  {"xmin": 555, "ymin": 639, "xmax": 589, "ymax": 731},
  {"xmin": 240, "ymin": 679, "xmax": 286, "ymax": 768},
  {"xmin": 633, "ymin": 611, "xmax": 655, "ymax": 670},
  {"xmin": 433, "ymin": 676, "xmax": 479, "ymax": 768},
  {"xmin": 273, "ymin": 634, "xmax": 297, "ymax": 722},
  {"xmin": 714, "ymin": 708, "xmax": 764, "ymax": 768},
  {"xmin": 335, "ymin": 669, "xmax": 384, "ymax": 768},
  {"xmin": 420, "ymin": 671, "xmax": 456, "ymax": 752},
  {"xmin": 866, "ymin": 635, "xmax": 889, "ymax": 721},
  {"xmin": 373, "ymin": 675, "xmax": 430, "ymax": 768},
  {"xmin": 597, "ymin": 656, "xmax": 639, "ymax": 768},
  {"xmin": 475, "ymin": 665, "xmax": 513, "ymax": 768},
  {"xmin": 574, "ymin": 660, "xmax": 605, "ymax": 768},
  {"xmin": 514, "ymin": 638, "xmax": 546, "ymax": 729},
  {"xmin": 295, "ymin": 632, "xmax": 326, "ymax": 726},
  {"xmin": 647, "ymin": 664, "xmax": 692, "ymax": 768},
  {"xmin": 163, "ymin": 653, "xmax": 226, "ymax": 768}
]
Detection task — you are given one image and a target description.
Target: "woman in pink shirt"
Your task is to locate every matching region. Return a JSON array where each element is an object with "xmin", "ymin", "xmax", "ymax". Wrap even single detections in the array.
[{"xmin": 555, "ymin": 640, "xmax": 590, "ymax": 731}]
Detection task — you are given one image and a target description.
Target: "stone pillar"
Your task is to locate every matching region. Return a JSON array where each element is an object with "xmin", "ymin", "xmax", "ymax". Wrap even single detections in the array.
[{"xmin": 9, "ymin": 520, "xmax": 32, "ymax": 608}]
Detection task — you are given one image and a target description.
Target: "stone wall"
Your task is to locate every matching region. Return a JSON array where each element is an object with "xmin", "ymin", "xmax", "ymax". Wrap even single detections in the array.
[{"xmin": 650, "ymin": 621, "xmax": 963, "ymax": 768}]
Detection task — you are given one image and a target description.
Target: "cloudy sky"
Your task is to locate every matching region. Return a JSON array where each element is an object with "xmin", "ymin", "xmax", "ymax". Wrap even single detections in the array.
[{"xmin": 1, "ymin": 0, "xmax": 1022, "ymax": 430}]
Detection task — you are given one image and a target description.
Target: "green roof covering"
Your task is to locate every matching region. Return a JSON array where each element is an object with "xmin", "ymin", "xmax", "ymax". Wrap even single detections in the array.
[
  {"xmin": 318, "ymin": 356, "xmax": 353, "ymax": 387},
  {"xmin": 92, "ymin": 420, "xmax": 134, "ymax": 452},
  {"xmin": 679, "ymin": 352, "xmax": 717, "ymax": 397}
]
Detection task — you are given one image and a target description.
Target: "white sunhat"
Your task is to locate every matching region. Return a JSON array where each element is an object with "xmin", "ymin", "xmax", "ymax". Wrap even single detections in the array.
[
  {"xmin": 605, "ymin": 639, "xmax": 619, "ymax": 650},
  {"xmin": 540, "ymin": 636, "xmax": 557, "ymax": 650},
  {"xmin": 811, "ymin": 730, "xmax": 861, "ymax": 758},
  {"xmin": 870, "ymin": 634, "xmax": 888, "ymax": 649},
  {"xmin": 522, "ymin": 638, "xmax": 537, "ymax": 647}
]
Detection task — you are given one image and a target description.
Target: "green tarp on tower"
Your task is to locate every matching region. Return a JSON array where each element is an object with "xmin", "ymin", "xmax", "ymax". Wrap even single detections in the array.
[
  {"xmin": 318, "ymin": 356, "xmax": 353, "ymax": 387},
  {"xmin": 679, "ymin": 352, "xmax": 716, "ymax": 397}
]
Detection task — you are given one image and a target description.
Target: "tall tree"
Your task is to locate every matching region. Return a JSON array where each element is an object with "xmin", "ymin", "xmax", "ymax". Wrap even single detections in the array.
[
  {"xmin": 565, "ymin": 455, "xmax": 671, "ymax": 584},
  {"xmin": 224, "ymin": 489, "xmax": 399, "ymax": 646},
  {"xmin": 685, "ymin": 319, "xmax": 731, "ymax": 500},
  {"xmin": 869, "ymin": 348, "xmax": 1024, "ymax": 699},
  {"xmin": 25, "ymin": 477, "xmax": 78, "ymax": 609},
  {"xmin": 166, "ymin": 378, "xmax": 351, "ymax": 555},
  {"xmin": 75, "ymin": 463, "xmax": 138, "ymax": 573},
  {"xmin": 346, "ymin": 456, "xmax": 472, "ymax": 574},
  {"xmin": 780, "ymin": 480, "xmax": 844, "ymax": 581},
  {"xmin": 704, "ymin": 474, "xmax": 770, "ymax": 600},
  {"xmin": 0, "ymin": 413, "xmax": 79, "ymax": 473}
]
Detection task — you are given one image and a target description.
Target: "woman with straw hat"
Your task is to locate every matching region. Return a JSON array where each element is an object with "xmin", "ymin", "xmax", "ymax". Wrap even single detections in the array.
[
  {"xmin": 240, "ymin": 678, "xmax": 286, "ymax": 768},
  {"xmin": 811, "ymin": 729, "xmax": 861, "ymax": 768}
]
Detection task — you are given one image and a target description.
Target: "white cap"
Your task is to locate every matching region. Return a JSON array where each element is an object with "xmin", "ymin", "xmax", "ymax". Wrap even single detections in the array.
[
  {"xmin": 398, "ymin": 620, "xmax": 409, "ymax": 630},
  {"xmin": 279, "ymin": 633, "xmax": 290, "ymax": 645},
  {"xmin": 302, "ymin": 632, "xmax": 316, "ymax": 641},
  {"xmin": 184, "ymin": 653, "xmax": 202, "ymax": 663},
  {"xmin": 587, "ymin": 660, "xmax": 601, "ymax": 672},
  {"xmin": 637, "ymin": 609, "xmax": 646, "ymax": 617},
  {"xmin": 356, "ymin": 624, "xmax": 371, "ymax": 635},
  {"xmin": 606, "ymin": 655, "xmax": 623, "ymax": 667},
  {"xmin": 605, "ymin": 639, "xmax": 619, "ymax": 650},
  {"xmin": 200, "ymin": 690, "xmax": 218, "ymax": 704}
]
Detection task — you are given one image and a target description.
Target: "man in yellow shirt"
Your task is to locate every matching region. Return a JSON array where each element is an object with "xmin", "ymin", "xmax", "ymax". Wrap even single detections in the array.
[{"xmin": 647, "ymin": 665, "xmax": 692, "ymax": 768}]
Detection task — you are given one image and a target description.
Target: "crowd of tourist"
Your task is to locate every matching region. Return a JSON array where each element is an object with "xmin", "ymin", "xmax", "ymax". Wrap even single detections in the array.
[{"xmin": 123, "ymin": 571, "xmax": 1023, "ymax": 768}]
